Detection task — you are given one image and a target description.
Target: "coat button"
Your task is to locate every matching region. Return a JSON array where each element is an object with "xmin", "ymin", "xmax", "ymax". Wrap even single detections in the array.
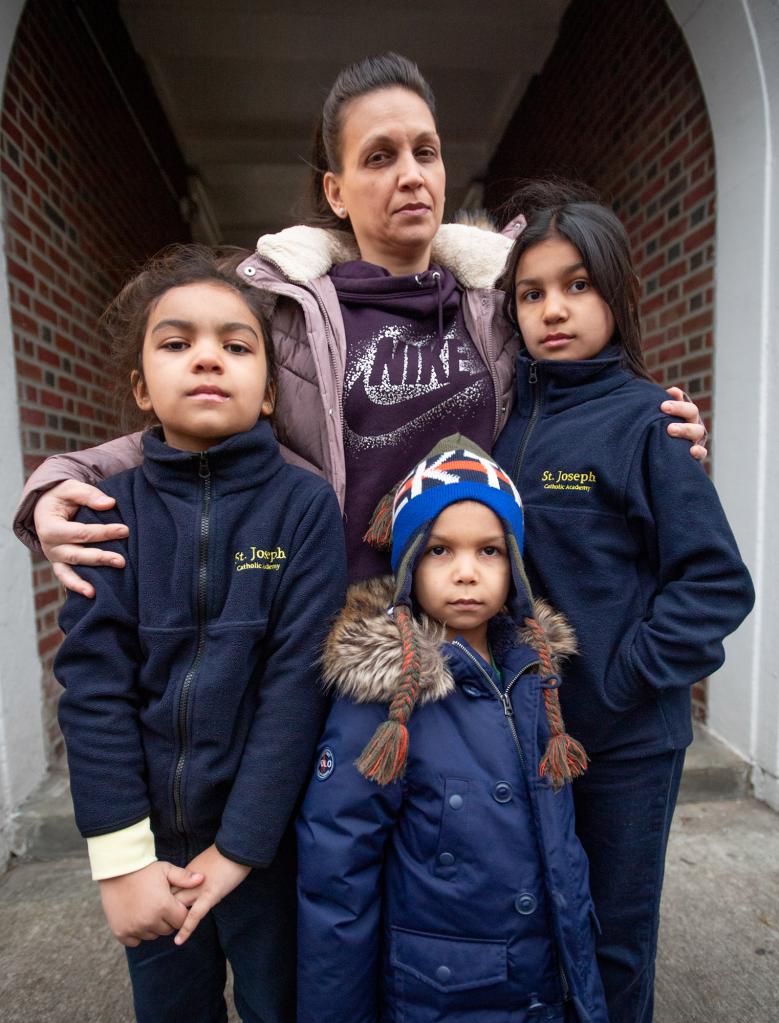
[
  {"xmin": 435, "ymin": 965, "xmax": 451, "ymax": 983},
  {"xmin": 243, "ymin": 265, "xmax": 256, "ymax": 276},
  {"xmin": 493, "ymin": 781, "xmax": 513, "ymax": 803},
  {"xmin": 514, "ymin": 892, "xmax": 537, "ymax": 915},
  {"xmin": 438, "ymin": 851, "xmax": 455, "ymax": 866},
  {"xmin": 448, "ymin": 793, "xmax": 464, "ymax": 810}
]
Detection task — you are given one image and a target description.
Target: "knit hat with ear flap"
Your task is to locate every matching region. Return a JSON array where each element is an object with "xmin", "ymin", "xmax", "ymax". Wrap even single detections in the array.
[{"xmin": 359, "ymin": 434, "xmax": 588, "ymax": 788}]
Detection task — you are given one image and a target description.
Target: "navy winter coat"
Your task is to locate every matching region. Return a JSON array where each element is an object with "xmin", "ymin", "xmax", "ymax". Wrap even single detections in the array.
[
  {"xmin": 55, "ymin": 420, "xmax": 347, "ymax": 865},
  {"xmin": 297, "ymin": 577, "xmax": 608, "ymax": 1023},
  {"xmin": 493, "ymin": 349, "xmax": 754, "ymax": 757}
]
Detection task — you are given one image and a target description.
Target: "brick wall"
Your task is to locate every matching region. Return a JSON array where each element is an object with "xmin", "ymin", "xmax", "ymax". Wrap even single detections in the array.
[
  {"xmin": 2, "ymin": 0, "xmax": 191, "ymax": 761},
  {"xmin": 484, "ymin": 0, "xmax": 714, "ymax": 720}
]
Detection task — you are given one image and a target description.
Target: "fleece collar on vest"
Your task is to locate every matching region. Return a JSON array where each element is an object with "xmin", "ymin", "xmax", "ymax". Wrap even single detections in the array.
[
  {"xmin": 255, "ymin": 222, "xmax": 512, "ymax": 291},
  {"xmin": 514, "ymin": 345, "xmax": 633, "ymax": 417},
  {"xmin": 323, "ymin": 575, "xmax": 577, "ymax": 707},
  {"xmin": 141, "ymin": 419, "xmax": 285, "ymax": 496}
]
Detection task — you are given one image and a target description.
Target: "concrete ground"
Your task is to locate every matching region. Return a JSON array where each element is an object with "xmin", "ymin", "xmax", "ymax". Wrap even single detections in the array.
[{"xmin": 1, "ymin": 725, "xmax": 777, "ymax": 1022}]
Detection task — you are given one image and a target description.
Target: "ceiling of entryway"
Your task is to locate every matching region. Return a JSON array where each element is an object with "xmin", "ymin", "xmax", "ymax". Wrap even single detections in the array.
[{"xmin": 118, "ymin": 1, "xmax": 568, "ymax": 246}]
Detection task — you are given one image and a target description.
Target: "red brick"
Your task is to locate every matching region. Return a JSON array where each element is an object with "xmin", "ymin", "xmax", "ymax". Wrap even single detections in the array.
[
  {"xmin": 16, "ymin": 357, "xmax": 43, "ymax": 381},
  {"xmin": 683, "ymin": 222, "xmax": 715, "ymax": 253},
  {"xmin": 7, "ymin": 257, "xmax": 35, "ymax": 289},
  {"xmin": 682, "ymin": 354, "xmax": 713, "ymax": 374},
  {"xmin": 660, "ymin": 218, "xmax": 688, "ymax": 246},
  {"xmin": 683, "ymin": 267, "xmax": 714, "ymax": 294},
  {"xmin": 40, "ymin": 388, "xmax": 64, "ymax": 409},
  {"xmin": 38, "ymin": 631, "xmax": 63, "ymax": 657},
  {"xmin": 32, "ymin": 298, "xmax": 57, "ymax": 324},
  {"xmin": 682, "ymin": 312, "xmax": 713, "ymax": 334},
  {"xmin": 660, "ymin": 132, "xmax": 690, "ymax": 167},
  {"xmin": 35, "ymin": 586, "xmax": 61, "ymax": 611},
  {"xmin": 37, "ymin": 345, "xmax": 60, "ymax": 368},
  {"xmin": 683, "ymin": 176, "xmax": 715, "ymax": 210},
  {"xmin": 659, "ymin": 261, "xmax": 687, "ymax": 286},
  {"xmin": 20, "ymin": 406, "xmax": 46, "ymax": 426}
]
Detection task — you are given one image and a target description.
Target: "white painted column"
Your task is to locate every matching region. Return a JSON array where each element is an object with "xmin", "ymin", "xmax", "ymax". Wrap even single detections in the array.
[
  {"xmin": 0, "ymin": 0, "xmax": 47, "ymax": 867},
  {"xmin": 669, "ymin": 0, "xmax": 779, "ymax": 808}
]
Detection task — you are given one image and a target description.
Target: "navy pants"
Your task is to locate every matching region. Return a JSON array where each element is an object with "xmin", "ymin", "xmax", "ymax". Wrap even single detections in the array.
[
  {"xmin": 125, "ymin": 845, "xmax": 296, "ymax": 1023},
  {"xmin": 573, "ymin": 748, "xmax": 685, "ymax": 1023}
]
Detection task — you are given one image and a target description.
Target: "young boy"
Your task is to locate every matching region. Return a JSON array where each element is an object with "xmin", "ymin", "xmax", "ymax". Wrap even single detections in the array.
[
  {"xmin": 295, "ymin": 436, "xmax": 608, "ymax": 1023},
  {"xmin": 53, "ymin": 245, "xmax": 347, "ymax": 1023}
]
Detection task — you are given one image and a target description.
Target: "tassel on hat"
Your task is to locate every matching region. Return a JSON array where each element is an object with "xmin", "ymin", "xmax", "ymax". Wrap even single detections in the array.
[{"xmin": 362, "ymin": 482, "xmax": 399, "ymax": 551}]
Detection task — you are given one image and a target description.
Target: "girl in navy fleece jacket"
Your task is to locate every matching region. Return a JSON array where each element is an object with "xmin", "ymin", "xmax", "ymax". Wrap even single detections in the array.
[
  {"xmin": 492, "ymin": 181, "xmax": 754, "ymax": 1023},
  {"xmin": 54, "ymin": 245, "xmax": 346, "ymax": 1023}
]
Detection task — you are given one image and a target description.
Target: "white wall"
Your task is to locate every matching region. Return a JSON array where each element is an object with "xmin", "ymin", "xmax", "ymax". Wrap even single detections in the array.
[
  {"xmin": 669, "ymin": 0, "xmax": 779, "ymax": 808},
  {"xmin": 0, "ymin": 0, "xmax": 47, "ymax": 868}
]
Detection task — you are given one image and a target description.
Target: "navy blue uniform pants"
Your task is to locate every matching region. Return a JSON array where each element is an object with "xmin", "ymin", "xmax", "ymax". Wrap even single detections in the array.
[
  {"xmin": 573, "ymin": 748, "xmax": 685, "ymax": 1023},
  {"xmin": 125, "ymin": 843, "xmax": 296, "ymax": 1023}
]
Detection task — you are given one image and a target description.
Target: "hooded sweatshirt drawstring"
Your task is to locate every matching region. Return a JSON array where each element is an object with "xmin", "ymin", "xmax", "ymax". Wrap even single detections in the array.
[
  {"xmin": 414, "ymin": 268, "xmax": 444, "ymax": 347},
  {"xmin": 433, "ymin": 270, "xmax": 443, "ymax": 347}
]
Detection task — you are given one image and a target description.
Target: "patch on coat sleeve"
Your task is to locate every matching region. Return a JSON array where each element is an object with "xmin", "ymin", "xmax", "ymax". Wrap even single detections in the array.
[{"xmin": 315, "ymin": 747, "xmax": 335, "ymax": 781}]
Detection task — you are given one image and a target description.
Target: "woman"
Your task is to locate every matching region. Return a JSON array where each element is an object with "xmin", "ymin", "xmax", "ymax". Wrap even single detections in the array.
[{"xmin": 14, "ymin": 53, "xmax": 705, "ymax": 590}]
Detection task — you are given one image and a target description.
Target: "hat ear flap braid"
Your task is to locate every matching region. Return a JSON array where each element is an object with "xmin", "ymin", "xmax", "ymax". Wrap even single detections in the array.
[
  {"xmin": 355, "ymin": 604, "xmax": 421, "ymax": 785},
  {"xmin": 524, "ymin": 616, "xmax": 588, "ymax": 790}
]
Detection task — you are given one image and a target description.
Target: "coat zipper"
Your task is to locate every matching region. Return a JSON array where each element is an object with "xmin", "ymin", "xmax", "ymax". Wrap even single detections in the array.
[
  {"xmin": 511, "ymin": 360, "xmax": 541, "ymax": 483},
  {"xmin": 451, "ymin": 641, "xmax": 538, "ymax": 769},
  {"xmin": 487, "ymin": 314, "xmax": 503, "ymax": 442},
  {"xmin": 453, "ymin": 640, "xmax": 572, "ymax": 1005},
  {"xmin": 172, "ymin": 452, "xmax": 212, "ymax": 835}
]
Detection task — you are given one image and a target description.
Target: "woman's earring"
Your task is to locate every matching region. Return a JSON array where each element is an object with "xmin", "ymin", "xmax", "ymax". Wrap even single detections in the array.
[{"xmin": 338, "ymin": 207, "xmax": 346, "ymax": 217}]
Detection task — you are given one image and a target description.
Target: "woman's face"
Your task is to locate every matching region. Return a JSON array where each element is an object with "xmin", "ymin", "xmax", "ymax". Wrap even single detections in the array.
[{"xmin": 323, "ymin": 87, "xmax": 445, "ymax": 275}]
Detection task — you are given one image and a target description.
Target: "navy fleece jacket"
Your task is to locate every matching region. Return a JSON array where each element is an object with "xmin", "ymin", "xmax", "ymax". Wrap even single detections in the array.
[
  {"xmin": 493, "ymin": 349, "xmax": 754, "ymax": 757},
  {"xmin": 55, "ymin": 420, "xmax": 347, "ymax": 866}
]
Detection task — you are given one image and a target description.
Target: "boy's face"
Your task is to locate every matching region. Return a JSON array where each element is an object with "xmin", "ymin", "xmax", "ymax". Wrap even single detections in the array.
[
  {"xmin": 413, "ymin": 501, "xmax": 511, "ymax": 659},
  {"xmin": 132, "ymin": 281, "xmax": 274, "ymax": 452}
]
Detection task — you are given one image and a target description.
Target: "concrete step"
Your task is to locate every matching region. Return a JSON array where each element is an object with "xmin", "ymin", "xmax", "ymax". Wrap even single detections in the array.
[
  {"xmin": 11, "ymin": 769, "xmax": 83, "ymax": 862},
  {"xmin": 678, "ymin": 722, "xmax": 752, "ymax": 804},
  {"xmin": 11, "ymin": 724, "xmax": 752, "ymax": 863}
]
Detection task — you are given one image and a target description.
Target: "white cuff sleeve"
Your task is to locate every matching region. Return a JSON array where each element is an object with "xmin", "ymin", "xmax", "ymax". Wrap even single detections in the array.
[{"xmin": 86, "ymin": 818, "xmax": 157, "ymax": 881}]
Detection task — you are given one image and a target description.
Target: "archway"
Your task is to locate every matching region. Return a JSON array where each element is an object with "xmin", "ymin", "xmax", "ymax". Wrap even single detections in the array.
[{"xmin": 668, "ymin": 0, "xmax": 779, "ymax": 808}]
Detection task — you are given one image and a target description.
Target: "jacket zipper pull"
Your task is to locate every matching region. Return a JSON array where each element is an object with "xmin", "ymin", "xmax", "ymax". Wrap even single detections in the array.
[
  {"xmin": 529, "ymin": 361, "xmax": 538, "ymax": 384},
  {"xmin": 198, "ymin": 452, "xmax": 210, "ymax": 479},
  {"xmin": 501, "ymin": 693, "xmax": 514, "ymax": 718}
]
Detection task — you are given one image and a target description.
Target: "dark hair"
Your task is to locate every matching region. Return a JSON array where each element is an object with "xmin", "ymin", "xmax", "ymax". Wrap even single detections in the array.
[
  {"xmin": 308, "ymin": 52, "xmax": 437, "ymax": 231},
  {"xmin": 102, "ymin": 243, "xmax": 277, "ymax": 432},
  {"xmin": 496, "ymin": 179, "xmax": 652, "ymax": 382}
]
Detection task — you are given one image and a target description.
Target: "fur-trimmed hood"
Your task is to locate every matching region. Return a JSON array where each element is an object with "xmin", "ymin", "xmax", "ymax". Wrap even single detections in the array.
[
  {"xmin": 323, "ymin": 576, "xmax": 577, "ymax": 707},
  {"xmin": 255, "ymin": 221, "xmax": 512, "ymax": 290}
]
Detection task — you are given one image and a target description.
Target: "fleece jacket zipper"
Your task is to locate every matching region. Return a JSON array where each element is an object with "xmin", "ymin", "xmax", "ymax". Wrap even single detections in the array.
[
  {"xmin": 173, "ymin": 451, "xmax": 212, "ymax": 836},
  {"xmin": 512, "ymin": 360, "xmax": 541, "ymax": 484}
]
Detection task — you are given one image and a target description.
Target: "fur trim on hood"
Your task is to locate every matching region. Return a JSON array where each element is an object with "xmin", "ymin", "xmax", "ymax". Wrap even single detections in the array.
[
  {"xmin": 255, "ymin": 222, "xmax": 512, "ymax": 290},
  {"xmin": 323, "ymin": 576, "xmax": 577, "ymax": 707}
]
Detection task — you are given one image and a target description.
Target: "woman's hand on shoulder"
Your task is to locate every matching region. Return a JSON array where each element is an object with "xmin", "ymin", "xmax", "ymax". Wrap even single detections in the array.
[
  {"xmin": 661, "ymin": 386, "xmax": 708, "ymax": 461},
  {"xmin": 35, "ymin": 481, "xmax": 130, "ymax": 598}
]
